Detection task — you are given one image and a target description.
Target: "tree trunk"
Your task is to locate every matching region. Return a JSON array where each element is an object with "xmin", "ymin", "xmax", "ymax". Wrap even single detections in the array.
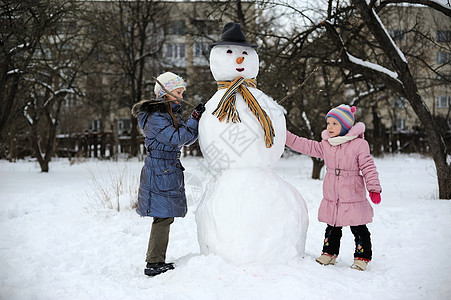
[
  {"xmin": 111, "ymin": 121, "xmax": 119, "ymax": 161},
  {"xmin": 40, "ymin": 160, "xmax": 50, "ymax": 173},
  {"xmin": 372, "ymin": 105, "xmax": 384, "ymax": 156},
  {"xmin": 0, "ymin": 74, "xmax": 20, "ymax": 134},
  {"xmin": 311, "ymin": 157, "xmax": 324, "ymax": 179},
  {"xmin": 30, "ymin": 119, "xmax": 48, "ymax": 173},
  {"xmin": 30, "ymin": 95, "xmax": 63, "ymax": 173},
  {"xmin": 352, "ymin": 0, "xmax": 451, "ymax": 199},
  {"xmin": 403, "ymin": 80, "xmax": 451, "ymax": 199},
  {"xmin": 130, "ymin": 116, "xmax": 139, "ymax": 157}
]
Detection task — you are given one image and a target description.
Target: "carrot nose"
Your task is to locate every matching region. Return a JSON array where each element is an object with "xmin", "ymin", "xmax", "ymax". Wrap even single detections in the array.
[{"xmin": 236, "ymin": 57, "xmax": 244, "ymax": 64}]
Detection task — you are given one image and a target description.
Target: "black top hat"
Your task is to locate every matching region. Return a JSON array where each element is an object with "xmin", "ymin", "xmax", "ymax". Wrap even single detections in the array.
[{"xmin": 210, "ymin": 22, "xmax": 257, "ymax": 48}]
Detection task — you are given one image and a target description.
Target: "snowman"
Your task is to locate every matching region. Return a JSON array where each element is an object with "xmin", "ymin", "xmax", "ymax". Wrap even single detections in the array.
[{"xmin": 196, "ymin": 22, "xmax": 308, "ymax": 264}]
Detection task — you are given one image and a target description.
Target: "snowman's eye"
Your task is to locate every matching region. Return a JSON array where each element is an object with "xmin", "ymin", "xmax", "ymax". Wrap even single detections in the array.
[
  {"xmin": 227, "ymin": 49, "xmax": 233, "ymax": 54},
  {"xmin": 242, "ymin": 51, "xmax": 248, "ymax": 55}
]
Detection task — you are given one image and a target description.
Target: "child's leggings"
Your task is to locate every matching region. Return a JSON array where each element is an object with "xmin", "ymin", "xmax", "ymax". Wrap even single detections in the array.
[{"xmin": 322, "ymin": 224, "xmax": 372, "ymax": 261}]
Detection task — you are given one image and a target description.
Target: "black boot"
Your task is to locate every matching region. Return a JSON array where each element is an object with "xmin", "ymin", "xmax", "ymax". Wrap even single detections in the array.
[{"xmin": 144, "ymin": 262, "xmax": 175, "ymax": 276}]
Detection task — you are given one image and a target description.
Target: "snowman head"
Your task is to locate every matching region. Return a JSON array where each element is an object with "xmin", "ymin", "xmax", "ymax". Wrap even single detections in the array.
[
  {"xmin": 210, "ymin": 45, "xmax": 259, "ymax": 81},
  {"xmin": 209, "ymin": 22, "xmax": 259, "ymax": 81}
]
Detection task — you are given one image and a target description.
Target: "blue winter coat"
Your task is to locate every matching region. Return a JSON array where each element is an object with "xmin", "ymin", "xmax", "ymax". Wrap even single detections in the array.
[{"xmin": 132, "ymin": 101, "xmax": 199, "ymax": 218}]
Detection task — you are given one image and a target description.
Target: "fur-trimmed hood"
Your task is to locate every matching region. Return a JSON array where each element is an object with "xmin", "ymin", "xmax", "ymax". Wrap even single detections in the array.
[{"xmin": 131, "ymin": 100, "xmax": 166, "ymax": 118}]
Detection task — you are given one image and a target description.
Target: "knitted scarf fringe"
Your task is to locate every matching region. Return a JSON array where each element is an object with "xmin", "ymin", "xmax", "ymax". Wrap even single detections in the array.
[{"xmin": 213, "ymin": 77, "xmax": 275, "ymax": 148}]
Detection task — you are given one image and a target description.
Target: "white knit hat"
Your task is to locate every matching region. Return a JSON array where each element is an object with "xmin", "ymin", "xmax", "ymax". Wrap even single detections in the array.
[{"xmin": 154, "ymin": 72, "xmax": 186, "ymax": 99}]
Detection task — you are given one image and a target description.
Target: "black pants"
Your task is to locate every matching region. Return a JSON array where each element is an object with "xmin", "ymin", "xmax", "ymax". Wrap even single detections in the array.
[{"xmin": 322, "ymin": 224, "xmax": 372, "ymax": 261}]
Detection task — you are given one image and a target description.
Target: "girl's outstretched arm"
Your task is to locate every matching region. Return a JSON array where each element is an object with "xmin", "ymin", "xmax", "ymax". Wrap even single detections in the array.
[{"xmin": 286, "ymin": 130, "xmax": 324, "ymax": 159}]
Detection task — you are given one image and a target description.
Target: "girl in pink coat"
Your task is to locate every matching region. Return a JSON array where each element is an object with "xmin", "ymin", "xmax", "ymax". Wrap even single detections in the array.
[{"xmin": 286, "ymin": 104, "xmax": 382, "ymax": 271}]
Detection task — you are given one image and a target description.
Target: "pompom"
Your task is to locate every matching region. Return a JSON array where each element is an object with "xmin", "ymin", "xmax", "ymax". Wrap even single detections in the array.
[{"xmin": 351, "ymin": 106, "xmax": 357, "ymax": 113}]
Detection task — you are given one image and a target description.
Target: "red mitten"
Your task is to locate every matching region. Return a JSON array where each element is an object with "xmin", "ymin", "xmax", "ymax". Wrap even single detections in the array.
[{"xmin": 369, "ymin": 192, "xmax": 381, "ymax": 204}]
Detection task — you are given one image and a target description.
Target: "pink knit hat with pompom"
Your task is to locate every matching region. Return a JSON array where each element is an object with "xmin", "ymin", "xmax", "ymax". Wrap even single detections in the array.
[{"xmin": 326, "ymin": 104, "xmax": 357, "ymax": 135}]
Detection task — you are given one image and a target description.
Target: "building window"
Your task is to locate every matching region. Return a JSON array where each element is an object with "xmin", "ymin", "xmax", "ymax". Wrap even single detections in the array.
[
  {"xmin": 168, "ymin": 20, "xmax": 185, "ymax": 35},
  {"xmin": 35, "ymin": 45, "xmax": 51, "ymax": 59},
  {"xmin": 192, "ymin": 19, "xmax": 220, "ymax": 35},
  {"xmin": 165, "ymin": 44, "xmax": 185, "ymax": 59},
  {"xmin": 437, "ymin": 52, "xmax": 451, "ymax": 64},
  {"xmin": 56, "ymin": 21, "xmax": 77, "ymax": 35},
  {"xmin": 194, "ymin": 43, "xmax": 209, "ymax": 57},
  {"xmin": 89, "ymin": 119, "xmax": 100, "ymax": 132},
  {"xmin": 64, "ymin": 93, "xmax": 77, "ymax": 107},
  {"xmin": 118, "ymin": 119, "xmax": 131, "ymax": 136},
  {"xmin": 436, "ymin": 30, "xmax": 451, "ymax": 42},
  {"xmin": 390, "ymin": 29, "xmax": 405, "ymax": 41},
  {"xmin": 392, "ymin": 96, "xmax": 407, "ymax": 108},
  {"xmin": 394, "ymin": 97, "xmax": 407, "ymax": 108},
  {"xmin": 396, "ymin": 118, "xmax": 406, "ymax": 130},
  {"xmin": 436, "ymin": 73, "xmax": 451, "ymax": 81},
  {"xmin": 436, "ymin": 96, "xmax": 450, "ymax": 108}
]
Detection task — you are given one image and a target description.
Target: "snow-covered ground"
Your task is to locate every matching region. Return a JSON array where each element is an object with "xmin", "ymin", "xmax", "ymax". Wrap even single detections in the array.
[{"xmin": 1, "ymin": 153, "xmax": 450, "ymax": 300}]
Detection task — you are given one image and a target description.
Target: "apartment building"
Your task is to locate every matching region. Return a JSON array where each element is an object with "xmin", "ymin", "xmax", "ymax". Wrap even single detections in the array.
[
  {"xmin": 379, "ymin": 5, "xmax": 450, "ymax": 131},
  {"xmin": 72, "ymin": 2, "xmax": 451, "ymax": 137},
  {"xmin": 29, "ymin": 1, "xmax": 448, "ymax": 157},
  {"xmin": 81, "ymin": 1, "xmax": 255, "ymax": 137}
]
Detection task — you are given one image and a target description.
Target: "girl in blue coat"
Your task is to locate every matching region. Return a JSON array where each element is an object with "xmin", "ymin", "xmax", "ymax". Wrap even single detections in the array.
[{"xmin": 132, "ymin": 72, "xmax": 205, "ymax": 276}]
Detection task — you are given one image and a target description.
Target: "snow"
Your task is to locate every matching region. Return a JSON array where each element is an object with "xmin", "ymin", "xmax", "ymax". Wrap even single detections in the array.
[
  {"xmin": 371, "ymin": 8, "xmax": 407, "ymax": 63},
  {"xmin": 1, "ymin": 154, "xmax": 450, "ymax": 299},
  {"xmin": 324, "ymin": 20, "xmax": 402, "ymax": 84},
  {"xmin": 199, "ymin": 44, "xmax": 286, "ymax": 169},
  {"xmin": 432, "ymin": 0, "xmax": 451, "ymax": 8},
  {"xmin": 365, "ymin": 0, "xmax": 450, "ymax": 8},
  {"xmin": 347, "ymin": 53, "xmax": 402, "ymax": 83},
  {"xmin": 55, "ymin": 88, "xmax": 76, "ymax": 95},
  {"xmin": 23, "ymin": 107, "xmax": 34, "ymax": 125},
  {"xmin": 9, "ymin": 44, "xmax": 27, "ymax": 54},
  {"xmin": 7, "ymin": 69, "xmax": 20, "ymax": 75},
  {"xmin": 198, "ymin": 87, "xmax": 286, "ymax": 169},
  {"xmin": 301, "ymin": 111, "xmax": 315, "ymax": 139},
  {"xmin": 196, "ymin": 167, "xmax": 308, "ymax": 264},
  {"xmin": 209, "ymin": 45, "xmax": 260, "ymax": 81}
]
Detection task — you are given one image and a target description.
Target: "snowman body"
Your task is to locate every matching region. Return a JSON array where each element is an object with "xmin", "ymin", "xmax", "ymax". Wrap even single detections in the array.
[
  {"xmin": 199, "ymin": 87, "xmax": 285, "ymax": 169},
  {"xmin": 196, "ymin": 45, "xmax": 308, "ymax": 264}
]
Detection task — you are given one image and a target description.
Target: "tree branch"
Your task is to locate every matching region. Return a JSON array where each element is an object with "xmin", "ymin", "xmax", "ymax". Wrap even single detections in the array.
[
  {"xmin": 322, "ymin": 20, "xmax": 405, "ymax": 95},
  {"xmin": 379, "ymin": 0, "xmax": 451, "ymax": 17}
]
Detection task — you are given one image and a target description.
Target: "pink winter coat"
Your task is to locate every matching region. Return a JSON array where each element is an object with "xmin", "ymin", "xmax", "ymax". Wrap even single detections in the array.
[{"xmin": 286, "ymin": 122, "xmax": 381, "ymax": 227}]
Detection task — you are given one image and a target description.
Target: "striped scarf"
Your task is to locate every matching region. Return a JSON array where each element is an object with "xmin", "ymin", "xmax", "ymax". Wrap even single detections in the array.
[{"xmin": 213, "ymin": 77, "xmax": 275, "ymax": 148}]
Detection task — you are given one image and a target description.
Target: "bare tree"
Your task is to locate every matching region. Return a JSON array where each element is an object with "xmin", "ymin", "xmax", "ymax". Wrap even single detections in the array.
[
  {"xmin": 22, "ymin": 0, "xmax": 93, "ymax": 172},
  {"xmin": 220, "ymin": 0, "xmax": 450, "ymax": 197},
  {"xmin": 242, "ymin": 0, "xmax": 450, "ymax": 198},
  {"xmin": 186, "ymin": 0, "xmax": 258, "ymax": 105},
  {"xmin": 0, "ymin": 0, "xmax": 71, "ymax": 156},
  {"xmin": 89, "ymin": 0, "xmax": 168, "ymax": 157},
  {"xmin": 319, "ymin": 0, "xmax": 451, "ymax": 198}
]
